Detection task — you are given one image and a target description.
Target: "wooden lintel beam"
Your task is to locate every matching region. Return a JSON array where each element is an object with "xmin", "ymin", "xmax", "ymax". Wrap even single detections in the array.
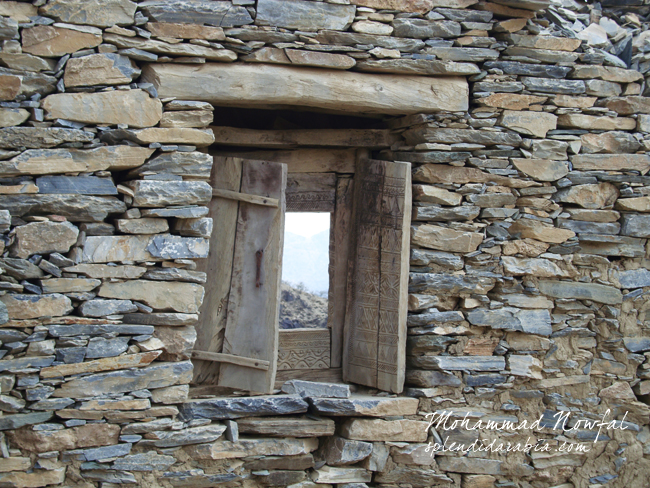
[
  {"xmin": 212, "ymin": 188, "xmax": 279, "ymax": 207},
  {"xmin": 192, "ymin": 350, "xmax": 271, "ymax": 371}
]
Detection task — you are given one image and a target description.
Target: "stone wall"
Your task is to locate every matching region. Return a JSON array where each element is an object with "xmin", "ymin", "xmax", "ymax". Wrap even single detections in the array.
[{"xmin": 0, "ymin": 0, "xmax": 650, "ymax": 487}]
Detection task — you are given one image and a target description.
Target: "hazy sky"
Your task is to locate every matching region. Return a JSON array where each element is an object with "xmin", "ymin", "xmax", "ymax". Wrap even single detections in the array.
[{"xmin": 285, "ymin": 212, "xmax": 330, "ymax": 238}]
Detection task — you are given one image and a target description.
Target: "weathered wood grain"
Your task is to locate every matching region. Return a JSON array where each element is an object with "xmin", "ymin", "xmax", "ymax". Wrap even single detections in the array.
[
  {"xmin": 218, "ymin": 160, "xmax": 287, "ymax": 393},
  {"xmin": 210, "ymin": 149, "xmax": 356, "ymax": 173},
  {"xmin": 286, "ymin": 173, "xmax": 336, "ymax": 212},
  {"xmin": 142, "ymin": 63, "xmax": 469, "ymax": 115}
]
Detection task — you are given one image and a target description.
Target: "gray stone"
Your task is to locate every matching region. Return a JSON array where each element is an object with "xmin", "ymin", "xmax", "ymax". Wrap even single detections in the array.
[
  {"xmin": 558, "ymin": 220, "xmax": 620, "ymax": 235},
  {"xmin": 413, "ymin": 205, "xmax": 481, "ymax": 222},
  {"xmin": 0, "ymin": 412, "xmax": 53, "ymax": 431},
  {"xmin": 86, "ymin": 337, "xmax": 131, "ymax": 359},
  {"xmin": 1, "ymin": 294, "xmax": 73, "ymax": 320},
  {"xmin": 375, "ymin": 467, "xmax": 451, "ymax": 486},
  {"xmin": 127, "ymin": 151, "xmax": 212, "ymax": 179},
  {"xmin": 0, "ymin": 195, "xmax": 126, "ymax": 222},
  {"xmin": 151, "ymin": 424, "xmax": 227, "ymax": 447},
  {"xmin": 410, "ymin": 249, "xmax": 464, "ymax": 270},
  {"xmin": 467, "ymin": 193, "xmax": 516, "ymax": 207},
  {"xmin": 465, "ymin": 374, "xmax": 507, "ymax": 387},
  {"xmin": 30, "ymin": 397, "xmax": 75, "ymax": 410},
  {"xmin": 178, "ymin": 395, "xmax": 309, "ymax": 421},
  {"xmin": 141, "ymin": 0, "xmax": 253, "ymax": 27},
  {"xmin": 0, "ymin": 209, "xmax": 10, "ymax": 232},
  {"xmin": 0, "ymin": 127, "xmax": 94, "ymax": 149},
  {"xmin": 122, "ymin": 313, "xmax": 198, "ymax": 326},
  {"xmin": 355, "ymin": 58, "xmax": 479, "ymax": 76},
  {"xmin": 0, "ymin": 258, "xmax": 44, "ymax": 280},
  {"xmin": 0, "ymin": 394, "xmax": 25, "ymax": 413},
  {"xmin": 0, "ymin": 67, "xmax": 56, "ymax": 98},
  {"xmin": 578, "ymin": 234, "xmax": 645, "ymax": 258},
  {"xmin": 130, "ymin": 180, "xmax": 211, "ymax": 207},
  {"xmin": 281, "ymin": 380, "xmax": 351, "ymax": 399},
  {"xmin": 409, "ymin": 273, "xmax": 495, "ymax": 295},
  {"xmin": 407, "ymin": 311, "xmax": 465, "ymax": 327},
  {"xmin": 0, "ymin": 356, "xmax": 55, "ymax": 373},
  {"xmin": 318, "ymin": 436, "xmax": 372, "ymax": 466},
  {"xmin": 53, "ymin": 361, "xmax": 193, "ymax": 398},
  {"xmin": 436, "ymin": 8, "xmax": 493, "ymax": 22},
  {"xmin": 143, "ymin": 268, "xmax": 206, "ymax": 284},
  {"xmin": 256, "ymin": 0, "xmax": 354, "ymax": 31},
  {"xmin": 468, "ymin": 308, "xmax": 552, "ymax": 336},
  {"xmin": 474, "ymin": 81, "xmax": 523, "ymax": 93},
  {"xmin": 425, "ymin": 356, "xmax": 506, "ymax": 371},
  {"xmin": 435, "ymin": 456, "xmax": 503, "ymax": 475},
  {"xmin": 79, "ymin": 299, "xmax": 138, "ymax": 317},
  {"xmin": 115, "ymin": 218, "xmax": 169, "ymax": 235},
  {"xmin": 484, "ymin": 61, "xmax": 572, "ymax": 79},
  {"xmin": 384, "ymin": 151, "xmax": 472, "ymax": 164},
  {"xmin": 621, "ymin": 215, "xmax": 650, "ymax": 238},
  {"xmin": 41, "ymin": 0, "xmax": 137, "ymax": 27},
  {"xmin": 428, "ymin": 47, "xmax": 499, "ymax": 62},
  {"xmin": 618, "ymin": 269, "xmax": 650, "ymax": 289},
  {"xmin": 64, "ymin": 53, "xmax": 140, "ymax": 87},
  {"xmin": 47, "ymin": 324, "xmax": 154, "ymax": 337},
  {"xmin": 10, "ymin": 221, "xmax": 79, "ymax": 259},
  {"xmin": 0, "ymin": 302, "xmax": 7, "ymax": 326},
  {"xmin": 63, "ymin": 443, "xmax": 132, "ymax": 462},
  {"xmin": 407, "ymin": 336, "xmax": 457, "ymax": 355},
  {"xmin": 504, "ymin": 46, "xmax": 579, "ymax": 64},
  {"xmin": 392, "ymin": 19, "xmax": 460, "ymax": 39},
  {"xmin": 141, "ymin": 207, "xmax": 209, "ymax": 219},
  {"xmin": 0, "ymin": 17, "xmax": 18, "ymax": 41},
  {"xmin": 315, "ymin": 30, "xmax": 424, "ymax": 53},
  {"xmin": 531, "ymin": 140, "xmax": 568, "ymax": 160},
  {"xmin": 172, "ymin": 217, "xmax": 213, "ymax": 238},
  {"xmin": 82, "ymin": 235, "xmax": 153, "ymax": 263},
  {"xmin": 146, "ymin": 235, "xmax": 209, "ymax": 259},
  {"xmin": 538, "ymin": 280, "xmax": 622, "ymax": 305},
  {"xmin": 522, "ymin": 77, "xmax": 586, "ymax": 94},
  {"xmin": 35, "ymin": 176, "xmax": 117, "ymax": 195},
  {"xmin": 403, "ymin": 127, "xmax": 521, "ymax": 146},
  {"xmin": 112, "ymin": 452, "xmax": 175, "ymax": 471},
  {"xmin": 623, "ymin": 337, "xmax": 650, "ymax": 353}
]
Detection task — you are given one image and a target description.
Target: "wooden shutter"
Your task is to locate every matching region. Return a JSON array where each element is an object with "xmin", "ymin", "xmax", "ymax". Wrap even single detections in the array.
[
  {"xmin": 343, "ymin": 159, "xmax": 411, "ymax": 393},
  {"xmin": 193, "ymin": 156, "xmax": 287, "ymax": 394}
]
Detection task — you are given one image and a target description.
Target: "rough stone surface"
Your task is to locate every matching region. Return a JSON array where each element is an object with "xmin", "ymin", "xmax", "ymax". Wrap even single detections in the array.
[
  {"xmin": 1, "ymin": 294, "xmax": 72, "ymax": 319},
  {"xmin": 98, "ymin": 280, "xmax": 204, "ymax": 313},
  {"xmin": 499, "ymin": 110, "xmax": 556, "ymax": 138},
  {"xmin": 22, "ymin": 25, "xmax": 102, "ymax": 57},
  {"xmin": 256, "ymin": 0, "xmax": 355, "ymax": 31},
  {"xmin": 64, "ymin": 53, "xmax": 140, "ymax": 87},
  {"xmin": 10, "ymin": 221, "xmax": 78, "ymax": 259},
  {"xmin": 179, "ymin": 395, "xmax": 309, "ymax": 421},
  {"xmin": 43, "ymin": 90, "xmax": 162, "ymax": 128},
  {"xmin": 41, "ymin": 0, "xmax": 137, "ymax": 27}
]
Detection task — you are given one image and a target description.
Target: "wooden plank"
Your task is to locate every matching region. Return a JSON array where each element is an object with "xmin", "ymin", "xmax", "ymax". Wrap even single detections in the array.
[
  {"xmin": 286, "ymin": 173, "xmax": 336, "ymax": 212},
  {"xmin": 218, "ymin": 160, "xmax": 287, "ymax": 393},
  {"xmin": 210, "ymin": 126, "xmax": 399, "ymax": 149},
  {"xmin": 212, "ymin": 188, "xmax": 279, "ymax": 208},
  {"xmin": 329, "ymin": 176, "xmax": 353, "ymax": 368},
  {"xmin": 210, "ymin": 149, "xmax": 356, "ymax": 173},
  {"xmin": 142, "ymin": 63, "xmax": 469, "ymax": 115},
  {"xmin": 237, "ymin": 416, "xmax": 335, "ymax": 437},
  {"xmin": 275, "ymin": 367, "xmax": 343, "ymax": 387},
  {"xmin": 278, "ymin": 328, "xmax": 330, "ymax": 371},
  {"xmin": 343, "ymin": 159, "xmax": 411, "ymax": 393},
  {"xmin": 193, "ymin": 156, "xmax": 242, "ymax": 385},
  {"xmin": 191, "ymin": 351, "xmax": 270, "ymax": 371}
]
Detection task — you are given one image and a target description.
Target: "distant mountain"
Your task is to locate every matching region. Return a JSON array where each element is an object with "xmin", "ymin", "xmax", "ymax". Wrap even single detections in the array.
[{"xmin": 282, "ymin": 230, "xmax": 330, "ymax": 295}]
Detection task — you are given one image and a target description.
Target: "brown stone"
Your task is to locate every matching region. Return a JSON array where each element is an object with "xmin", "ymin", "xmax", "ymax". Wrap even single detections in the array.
[
  {"xmin": 0, "ymin": 75, "xmax": 21, "ymax": 101},
  {"xmin": 616, "ymin": 197, "xmax": 650, "ymax": 213},
  {"xmin": 508, "ymin": 219, "xmax": 575, "ymax": 243},
  {"xmin": 41, "ymin": 0, "xmax": 137, "ymax": 27},
  {"xmin": 557, "ymin": 114, "xmax": 636, "ymax": 131},
  {"xmin": 146, "ymin": 22, "xmax": 226, "ymax": 40},
  {"xmin": 600, "ymin": 382, "xmax": 636, "ymax": 401},
  {"xmin": 480, "ymin": 93, "xmax": 546, "ymax": 110},
  {"xmin": 0, "ymin": 468, "xmax": 66, "ymax": 488},
  {"xmin": 555, "ymin": 183, "xmax": 619, "ymax": 209},
  {"xmin": 413, "ymin": 184, "xmax": 462, "ymax": 205},
  {"xmin": 1, "ymin": 293, "xmax": 73, "ymax": 320},
  {"xmin": 160, "ymin": 110, "xmax": 213, "ymax": 128},
  {"xmin": 41, "ymin": 351, "xmax": 160, "ymax": 378},
  {"xmin": 63, "ymin": 53, "xmax": 140, "ymax": 87},
  {"xmin": 499, "ymin": 110, "xmax": 556, "ymax": 138},
  {"xmin": 571, "ymin": 154, "xmax": 650, "ymax": 173},
  {"xmin": 603, "ymin": 96, "xmax": 650, "ymax": 115},
  {"xmin": 413, "ymin": 165, "xmax": 536, "ymax": 189},
  {"xmin": 188, "ymin": 438, "xmax": 318, "ymax": 460},
  {"xmin": 154, "ymin": 326, "xmax": 196, "ymax": 361},
  {"xmin": 98, "ymin": 280, "xmax": 204, "ymax": 313},
  {"xmin": 339, "ymin": 419, "xmax": 429, "ymax": 442},
  {"xmin": 0, "ymin": 458, "xmax": 31, "ymax": 473},
  {"xmin": 571, "ymin": 65, "xmax": 642, "ymax": 83},
  {"xmin": 10, "ymin": 221, "xmax": 79, "ymax": 259},
  {"xmin": 22, "ymin": 25, "xmax": 102, "ymax": 57},
  {"xmin": 502, "ymin": 238, "xmax": 548, "ymax": 257},
  {"xmin": 412, "ymin": 224, "xmax": 483, "ymax": 252},
  {"xmin": 9, "ymin": 423, "xmax": 119, "ymax": 453},
  {"xmin": 503, "ymin": 34, "xmax": 581, "ymax": 51},
  {"xmin": 115, "ymin": 128, "xmax": 215, "ymax": 146},
  {"xmin": 351, "ymin": 0, "xmax": 435, "ymax": 12},
  {"xmin": 42, "ymin": 90, "xmax": 162, "ymax": 128},
  {"xmin": 580, "ymin": 132, "xmax": 641, "ymax": 154},
  {"xmin": 0, "ymin": 2, "xmax": 38, "ymax": 22},
  {"xmin": 552, "ymin": 95, "xmax": 597, "ymax": 108},
  {"xmin": 0, "ymin": 108, "xmax": 30, "ymax": 128},
  {"xmin": 493, "ymin": 18, "xmax": 527, "ymax": 33},
  {"xmin": 41, "ymin": 278, "xmax": 101, "ymax": 293},
  {"xmin": 511, "ymin": 158, "xmax": 568, "ymax": 182},
  {"xmin": 566, "ymin": 209, "xmax": 620, "ymax": 222},
  {"xmin": 103, "ymin": 33, "xmax": 237, "ymax": 61}
]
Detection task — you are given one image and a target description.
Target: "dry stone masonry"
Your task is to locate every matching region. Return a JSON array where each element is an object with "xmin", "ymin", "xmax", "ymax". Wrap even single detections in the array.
[{"xmin": 0, "ymin": 0, "xmax": 650, "ymax": 487}]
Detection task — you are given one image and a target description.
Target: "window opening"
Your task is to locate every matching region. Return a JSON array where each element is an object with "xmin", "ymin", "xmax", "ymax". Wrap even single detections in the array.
[{"xmin": 280, "ymin": 212, "xmax": 330, "ymax": 329}]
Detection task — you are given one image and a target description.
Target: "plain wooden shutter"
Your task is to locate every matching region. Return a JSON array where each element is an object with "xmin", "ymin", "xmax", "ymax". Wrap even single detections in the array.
[
  {"xmin": 343, "ymin": 159, "xmax": 411, "ymax": 393},
  {"xmin": 193, "ymin": 156, "xmax": 287, "ymax": 394}
]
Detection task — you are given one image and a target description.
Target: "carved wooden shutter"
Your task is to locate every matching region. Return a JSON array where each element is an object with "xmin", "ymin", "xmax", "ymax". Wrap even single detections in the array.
[
  {"xmin": 193, "ymin": 156, "xmax": 287, "ymax": 394},
  {"xmin": 343, "ymin": 159, "xmax": 411, "ymax": 393}
]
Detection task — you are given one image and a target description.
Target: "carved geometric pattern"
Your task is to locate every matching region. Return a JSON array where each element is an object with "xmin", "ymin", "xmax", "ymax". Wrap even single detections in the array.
[
  {"xmin": 279, "ymin": 329, "xmax": 330, "ymax": 370},
  {"xmin": 286, "ymin": 191, "xmax": 335, "ymax": 212},
  {"xmin": 346, "ymin": 160, "xmax": 407, "ymax": 389}
]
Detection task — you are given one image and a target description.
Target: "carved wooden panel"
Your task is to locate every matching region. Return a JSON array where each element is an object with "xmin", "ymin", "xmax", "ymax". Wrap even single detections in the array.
[
  {"xmin": 343, "ymin": 159, "xmax": 411, "ymax": 393},
  {"xmin": 286, "ymin": 173, "xmax": 336, "ymax": 212},
  {"xmin": 278, "ymin": 328, "xmax": 330, "ymax": 370}
]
